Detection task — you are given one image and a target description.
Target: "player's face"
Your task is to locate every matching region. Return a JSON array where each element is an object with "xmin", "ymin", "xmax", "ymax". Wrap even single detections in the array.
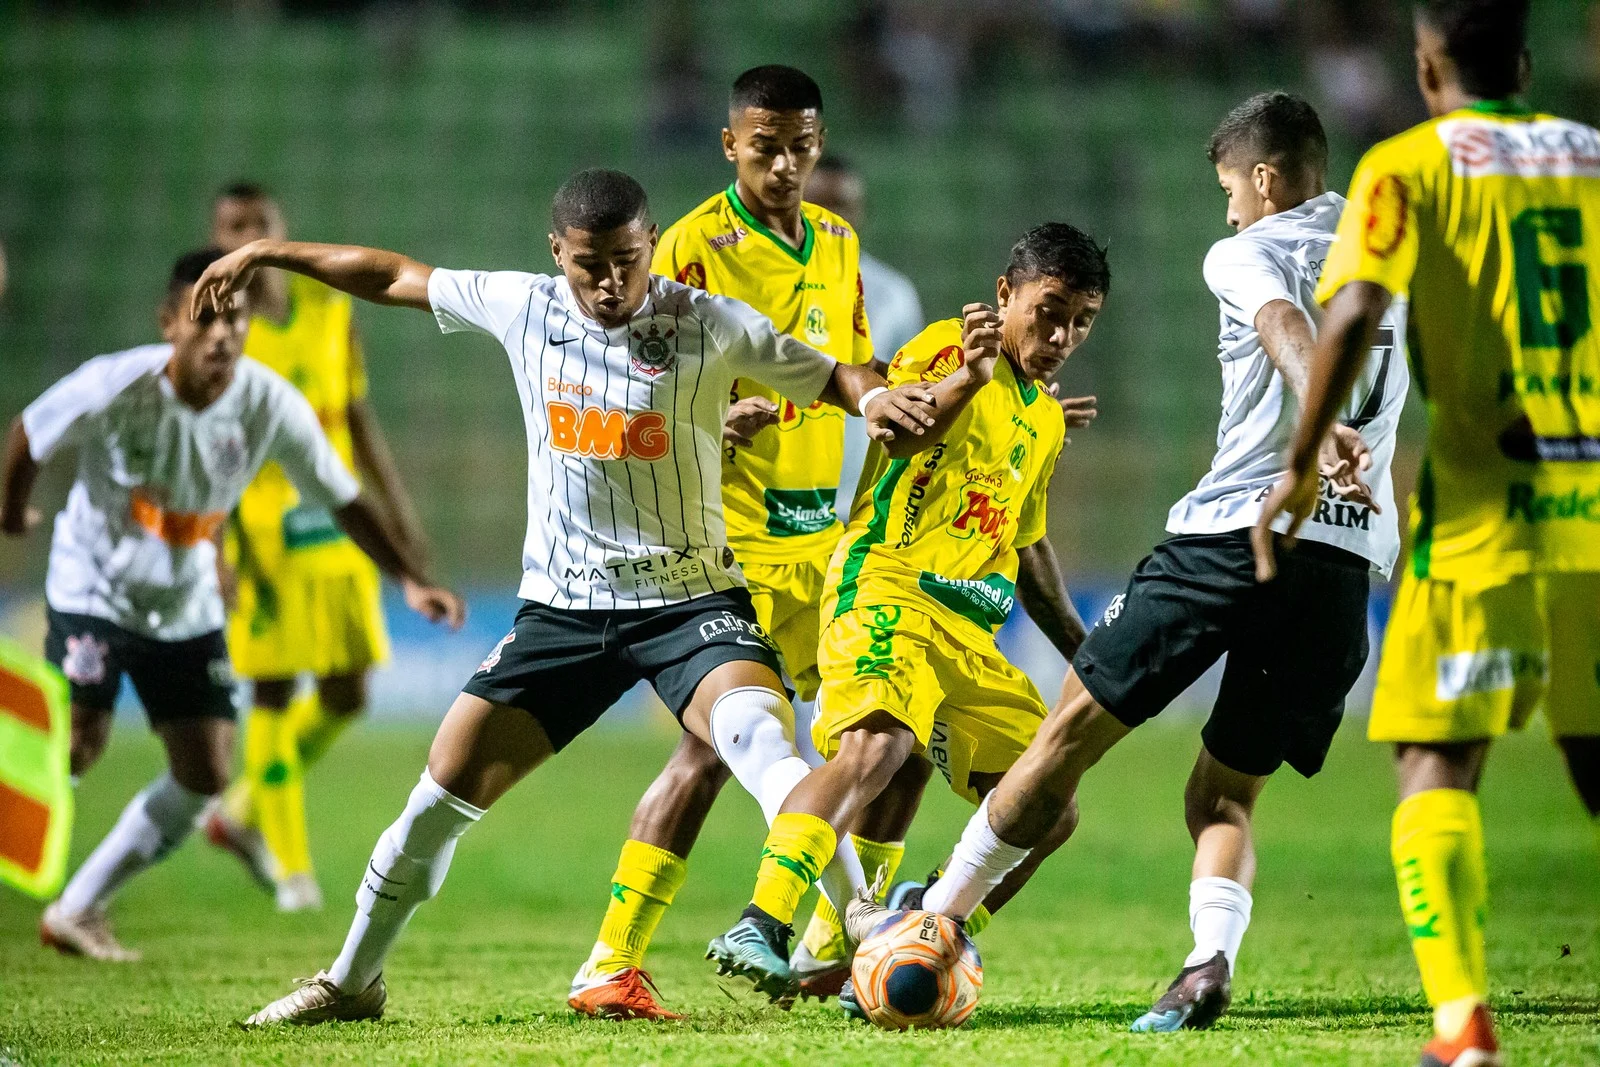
[
  {"xmin": 550, "ymin": 219, "xmax": 658, "ymax": 328},
  {"xmin": 805, "ymin": 169, "xmax": 864, "ymax": 228},
  {"xmin": 996, "ymin": 274, "xmax": 1103, "ymax": 383},
  {"xmin": 723, "ymin": 108, "xmax": 825, "ymax": 215},
  {"xmin": 211, "ymin": 196, "xmax": 287, "ymax": 253},
  {"xmin": 1216, "ymin": 163, "xmax": 1269, "ymax": 232},
  {"xmin": 161, "ymin": 284, "xmax": 251, "ymax": 405}
]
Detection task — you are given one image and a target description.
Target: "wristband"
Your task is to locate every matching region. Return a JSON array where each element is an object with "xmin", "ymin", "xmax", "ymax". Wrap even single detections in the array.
[{"xmin": 858, "ymin": 386, "xmax": 888, "ymax": 416}]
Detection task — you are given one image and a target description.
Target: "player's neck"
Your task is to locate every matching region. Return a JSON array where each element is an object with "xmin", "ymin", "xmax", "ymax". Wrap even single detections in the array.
[
  {"xmin": 164, "ymin": 361, "xmax": 229, "ymax": 411},
  {"xmin": 733, "ymin": 179, "xmax": 806, "ymax": 250},
  {"xmin": 1430, "ymin": 84, "xmax": 1493, "ymax": 118}
]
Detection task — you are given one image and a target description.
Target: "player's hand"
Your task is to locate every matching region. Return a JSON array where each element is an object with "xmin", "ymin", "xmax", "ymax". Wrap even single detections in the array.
[
  {"xmin": 1046, "ymin": 383, "xmax": 1099, "ymax": 431},
  {"xmin": 190, "ymin": 243, "xmax": 262, "ymax": 319},
  {"xmin": 0, "ymin": 505, "xmax": 41, "ymax": 537},
  {"xmin": 864, "ymin": 383, "xmax": 937, "ymax": 443},
  {"xmin": 404, "ymin": 578, "xmax": 467, "ymax": 630},
  {"xmin": 961, "ymin": 303, "xmax": 1004, "ymax": 386},
  {"xmin": 723, "ymin": 397, "xmax": 779, "ymax": 448},
  {"xmin": 1250, "ymin": 467, "xmax": 1319, "ymax": 583},
  {"xmin": 1317, "ymin": 424, "xmax": 1379, "ymax": 512}
]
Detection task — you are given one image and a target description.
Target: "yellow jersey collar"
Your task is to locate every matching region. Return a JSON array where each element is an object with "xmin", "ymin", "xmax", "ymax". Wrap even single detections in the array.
[
  {"xmin": 1000, "ymin": 351, "xmax": 1040, "ymax": 405},
  {"xmin": 1465, "ymin": 98, "xmax": 1532, "ymax": 117},
  {"xmin": 725, "ymin": 183, "xmax": 815, "ymax": 266}
]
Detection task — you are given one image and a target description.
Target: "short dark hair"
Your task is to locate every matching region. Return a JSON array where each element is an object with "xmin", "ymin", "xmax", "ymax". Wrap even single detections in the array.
[
  {"xmin": 730, "ymin": 65, "xmax": 823, "ymax": 114},
  {"xmin": 1415, "ymin": 0, "xmax": 1530, "ymax": 100},
  {"xmin": 1207, "ymin": 92, "xmax": 1328, "ymax": 176},
  {"xmin": 167, "ymin": 247, "xmax": 225, "ymax": 303},
  {"xmin": 550, "ymin": 169, "xmax": 651, "ymax": 234},
  {"xmin": 1006, "ymin": 223, "xmax": 1111, "ymax": 297},
  {"xmin": 216, "ymin": 180, "xmax": 271, "ymax": 203}
]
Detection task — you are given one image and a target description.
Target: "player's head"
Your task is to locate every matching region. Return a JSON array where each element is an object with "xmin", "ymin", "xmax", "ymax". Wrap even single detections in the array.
[
  {"xmin": 1413, "ymin": 0, "xmax": 1531, "ymax": 116},
  {"xmin": 160, "ymin": 248, "xmax": 251, "ymax": 405},
  {"xmin": 724, "ymin": 65, "xmax": 825, "ymax": 216},
  {"xmin": 1207, "ymin": 92, "xmax": 1327, "ymax": 232},
  {"xmin": 806, "ymin": 156, "xmax": 865, "ymax": 228},
  {"xmin": 548, "ymin": 168, "xmax": 658, "ymax": 328},
  {"xmin": 996, "ymin": 223, "xmax": 1109, "ymax": 383},
  {"xmin": 211, "ymin": 181, "xmax": 287, "ymax": 253}
]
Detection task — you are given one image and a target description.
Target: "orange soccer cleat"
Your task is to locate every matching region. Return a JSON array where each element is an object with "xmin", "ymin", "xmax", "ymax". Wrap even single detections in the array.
[
  {"xmin": 1419, "ymin": 1003, "xmax": 1502, "ymax": 1067},
  {"xmin": 568, "ymin": 967, "xmax": 686, "ymax": 1021}
]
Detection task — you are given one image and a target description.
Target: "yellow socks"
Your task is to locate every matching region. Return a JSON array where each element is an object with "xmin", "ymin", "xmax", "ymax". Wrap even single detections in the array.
[
  {"xmin": 1391, "ymin": 788, "xmax": 1488, "ymax": 1037},
  {"xmin": 801, "ymin": 836, "xmax": 904, "ymax": 960},
  {"xmin": 965, "ymin": 902, "xmax": 993, "ymax": 937},
  {"xmin": 288, "ymin": 691, "xmax": 355, "ymax": 768},
  {"xmin": 582, "ymin": 839, "xmax": 689, "ymax": 975},
  {"xmin": 750, "ymin": 812, "xmax": 837, "ymax": 926},
  {"xmin": 242, "ymin": 704, "xmax": 312, "ymax": 879}
]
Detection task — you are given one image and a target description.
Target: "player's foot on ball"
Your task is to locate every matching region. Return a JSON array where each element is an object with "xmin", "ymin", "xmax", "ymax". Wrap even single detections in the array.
[
  {"xmin": 201, "ymin": 805, "xmax": 277, "ymax": 894},
  {"xmin": 792, "ymin": 942, "xmax": 851, "ymax": 1001},
  {"xmin": 275, "ymin": 872, "xmax": 324, "ymax": 913},
  {"xmin": 39, "ymin": 902, "xmax": 141, "ymax": 962},
  {"xmin": 1419, "ymin": 1003, "xmax": 1501, "ymax": 1067},
  {"xmin": 568, "ymin": 967, "xmax": 686, "ymax": 1021},
  {"xmin": 837, "ymin": 975, "xmax": 867, "ymax": 1022},
  {"xmin": 240, "ymin": 970, "xmax": 386, "ymax": 1027},
  {"xmin": 842, "ymin": 888, "xmax": 894, "ymax": 945},
  {"xmin": 886, "ymin": 872, "xmax": 933, "ymax": 912},
  {"xmin": 706, "ymin": 909, "xmax": 797, "ymax": 1006},
  {"xmin": 1130, "ymin": 951, "xmax": 1232, "ymax": 1032}
]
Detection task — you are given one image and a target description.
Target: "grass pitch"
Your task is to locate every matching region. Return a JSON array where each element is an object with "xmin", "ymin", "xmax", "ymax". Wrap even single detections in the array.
[{"xmin": 1, "ymin": 716, "xmax": 1596, "ymax": 1066}]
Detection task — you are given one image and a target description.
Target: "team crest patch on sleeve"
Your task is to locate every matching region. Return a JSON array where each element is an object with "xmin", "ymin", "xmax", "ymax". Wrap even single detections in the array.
[
  {"xmin": 1363, "ymin": 175, "xmax": 1408, "ymax": 258},
  {"xmin": 630, "ymin": 323, "xmax": 677, "ymax": 379},
  {"xmin": 62, "ymin": 634, "xmax": 111, "ymax": 686},
  {"xmin": 923, "ymin": 345, "xmax": 965, "ymax": 383},
  {"xmin": 676, "ymin": 262, "xmax": 707, "ymax": 289},
  {"xmin": 477, "ymin": 630, "xmax": 516, "ymax": 673}
]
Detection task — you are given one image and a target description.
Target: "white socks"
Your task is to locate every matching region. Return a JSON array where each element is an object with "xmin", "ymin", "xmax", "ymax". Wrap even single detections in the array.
[
  {"xmin": 328, "ymin": 770, "xmax": 484, "ymax": 993},
  {"xmin": 922, "ymin": 794, "xmax": 1030, "ymax": 920},
  {"xmin": 58, "ymin": 773, "xmax": 209, "ymax": 917},
  {"xmin": 1185, "ymin": 876, "xmax": 1252, "ymax": 970}
]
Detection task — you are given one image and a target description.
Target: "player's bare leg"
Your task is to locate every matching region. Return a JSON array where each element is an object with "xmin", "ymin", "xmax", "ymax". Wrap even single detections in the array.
[
  {"xmin": 44, "ymin": 716, "xmax": 232, "ymax": 962},
  {"xmin": 571, "ymin": 733, "xmax": 729, "ymax": 1020},
  {"xmin": 68, "ymin": 703, "xmax": 113, "ymax": 780},
  {"xmin": 1391, "ymin": 740, "xmax": 1499, "ymax": 1066},
  {"xmin": 243, "ymin": 693, "xmax": 550, "ymax": 1026},
  {"xmin": 1133, "ymin": 750, "xmax": 1266, "ymax": 1032},
  {"xmin": 1557, "ymin": 735, "xmax": 1600, "ymax": 821}
]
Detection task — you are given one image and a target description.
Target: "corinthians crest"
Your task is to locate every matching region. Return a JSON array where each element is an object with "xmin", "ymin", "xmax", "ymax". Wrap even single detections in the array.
[{"xmin": 629, "ymin": 322, "xmax": 677, "ymax": 380}]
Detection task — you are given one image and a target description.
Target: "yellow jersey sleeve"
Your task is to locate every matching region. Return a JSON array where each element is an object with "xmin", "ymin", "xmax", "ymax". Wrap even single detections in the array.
[
  {"xmin": 851, "ymin": 267, "xmax": 874, "ymax": 366},
  {"xmin": 1014, "ymin": 434, "xmax": 1062, "ymax": 550},
  {"xmin": 886, "ymin": 318, "xmax": 964, "ymax": 386},
  {"xmin": 1317, "ymin": 142, "xmax": 1423, "ymax": 304}
]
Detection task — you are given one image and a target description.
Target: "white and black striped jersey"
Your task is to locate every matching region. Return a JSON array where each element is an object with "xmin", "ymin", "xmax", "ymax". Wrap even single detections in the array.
[
  {"xmin": 1165, "ymin": 192, "xmax": 1410, "ymax": 577},
  {"xmin": 428, "ymin": 269, "xmax": 839, "ymax": 609}
]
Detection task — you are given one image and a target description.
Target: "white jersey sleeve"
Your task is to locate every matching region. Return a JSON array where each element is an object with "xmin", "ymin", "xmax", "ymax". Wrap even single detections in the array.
[
  {"xmin": 429, "ymin": 268, "xmax": 543, "ymax": 343},
  {"xmin": 701, "ymin": 291, "xmax": 838, "ymax": 407},
  {"xmin": 262, "ymin": 377, "xmax": 362, "ymax": 510},
  {"xmin": 22, "ymin": 345, "xmax": 167, "ymax": 462},
  {"xmin": 1202, "ymin": 237, "xmax": 1299, "ymax": 336}
]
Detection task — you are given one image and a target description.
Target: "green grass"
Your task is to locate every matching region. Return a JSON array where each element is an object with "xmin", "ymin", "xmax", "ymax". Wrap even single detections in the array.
[{"xmin": 1, "ymin": 718, "xmax": 1596, "ymax": 1065}]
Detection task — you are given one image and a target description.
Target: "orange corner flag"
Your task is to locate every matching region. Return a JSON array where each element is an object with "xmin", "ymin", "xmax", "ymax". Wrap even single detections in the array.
[{"xmin": 0, "ymin": 636, "xmax": 72, "ymax": 899}]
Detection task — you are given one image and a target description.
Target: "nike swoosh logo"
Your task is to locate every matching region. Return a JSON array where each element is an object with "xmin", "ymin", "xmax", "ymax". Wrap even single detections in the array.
[
  {"xmin": 551, "ymin": 336, "xmax": 581, "ymax": 345},
  {"xmin": 734, "ymin": 637, "xmax": 767, "ymax": 648}
]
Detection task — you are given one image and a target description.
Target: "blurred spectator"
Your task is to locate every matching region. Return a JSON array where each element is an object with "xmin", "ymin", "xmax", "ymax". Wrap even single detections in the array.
[
  {"xmin": 645, "ymin": 0, "xmax": 712, "ymax": 150},
  {"xmin": 1301, "ymin": 0, "xmax": 1412, "ymax": 143}
]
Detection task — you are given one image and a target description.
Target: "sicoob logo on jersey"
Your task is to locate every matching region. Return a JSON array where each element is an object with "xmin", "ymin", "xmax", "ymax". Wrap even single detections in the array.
[{"xmin": 630, "ymin": 323, "xmax": 677, "ymax": 380}]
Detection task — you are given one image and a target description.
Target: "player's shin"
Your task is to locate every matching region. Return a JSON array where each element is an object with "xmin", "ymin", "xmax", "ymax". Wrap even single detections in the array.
[
  {"xmin": 1187, "ymin": 877, "xmax": 1253, "ymax": 970},
  {"xmin": 327, "ymin": 770, "xmax": 484, "ymax": 993},
  {"xmin": 749, "ymin": 812, "xmax": 838, "ymax": 925},
  {"xmin": 291, "ymin": 689, "xmax": 355, "ymax": 769},
  {"xmin": 582, "ymin": 840, "xmax": 688, "ymax": 976},
  {"xmin": 802, "ymin": 836, "xmax": 903, "ymax": 959},
  {"xmin": 58, "ymin": 773, "xmax": 209, "ymax": 916},
  {"xmin": 243, "ymin": 704, "xmax": 313, "ymax": 878},
  {"xmin": 919, "ymin": 794, "xmax": 1032, "ymax": 922}
]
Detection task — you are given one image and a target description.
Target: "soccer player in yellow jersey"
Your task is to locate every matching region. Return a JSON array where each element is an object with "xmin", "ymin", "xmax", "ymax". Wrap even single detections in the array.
[
  {"xmin": 201, "ymin": 184, "xmax": 431, "ymax": 912},
  {"xmin": 706, "ymin": 224, "xmax": 1103, "ymax": 1003},
  {"xmin": 1255, "ymin": 4, "xmax": 1600, "ymax": 1063}
]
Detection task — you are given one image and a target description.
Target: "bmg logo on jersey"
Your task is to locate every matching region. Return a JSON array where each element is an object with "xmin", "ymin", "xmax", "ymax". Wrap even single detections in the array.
[{"xmin": 547, "ymin": 402, "xmax": 671, "ymax": 461}]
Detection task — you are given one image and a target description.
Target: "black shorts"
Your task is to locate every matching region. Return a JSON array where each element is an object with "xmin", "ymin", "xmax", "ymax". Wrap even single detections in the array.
[
  {"xmin": 1073, "ymin": 531, "xmax": 1371, "ymax": 778},
  {"xmin": 44, "ymin": 609, "xmax": 238, "ymax": 723},
  {"xmin": 460, "ymin": 587, "xmax": 785, "ymax": 753}
]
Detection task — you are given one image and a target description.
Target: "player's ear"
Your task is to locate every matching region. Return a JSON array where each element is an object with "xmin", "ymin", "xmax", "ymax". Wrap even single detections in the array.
[
  {"xmin": 995, "ymin": 274, "xmax": 1012, "ymax": 310},
  {"xmin": 548, "ymin": 232, "xmax": 563, "ymax": 269},
  {"xmin": 1252, "ymin": 162, "xmax": 1273, "ymax": 202},
  {"xmin": 721, "ymin": 125, "xmax": 738, "ymax": 165}
]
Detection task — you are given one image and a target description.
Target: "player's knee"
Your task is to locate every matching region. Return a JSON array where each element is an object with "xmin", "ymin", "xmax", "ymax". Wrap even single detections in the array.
[
  {"xmin": 654, "ymin": 737, "xmax": 733, "ymax": 797},
  {"xmin": 317, "ymin": 673, "xmax": 367, "ymax": 716},
  {"xmin": 1033, "ymin": 699, "xmax": 1105, "ymax": 773},
  {"xmin": 69, "ymin": 708, "xmax": 112, "ymax": 776},
  {"xmin": 833, "ymin": 713, "xmax": 915, "ymax": 790},
  {"xmin": 252, "ymin": 677, "xmax": 295, "ymax": 710}
]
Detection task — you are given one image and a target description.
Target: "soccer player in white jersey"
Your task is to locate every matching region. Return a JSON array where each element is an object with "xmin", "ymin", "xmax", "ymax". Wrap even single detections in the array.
[
  {"xmin": 846, "ymin": 94, "xmax": 1410, "ymax": 1031},
  {"xmin": 0, "ymin": 249, "xmax": 463, "ymax": 962},
  {"xmin": 196, "ymin": 169, "xmax": 940, "ymax": 1026}
]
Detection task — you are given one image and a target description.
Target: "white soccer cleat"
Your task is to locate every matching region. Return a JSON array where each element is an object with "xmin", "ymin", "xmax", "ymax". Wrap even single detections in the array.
[
  {"xmin": 201, "ymin": 804, "xmax": 277, "ymax": 893},
  {"xmin": 275, "ymin": 872, "xmax": 324, "ymax": 913},
  {"xmin": 240, "ymin": 970, "xmax": 386, "ymax": 1027},
  {"xmin": 39, "ymin": 901, "xmax": 142, "ymax": 962}
]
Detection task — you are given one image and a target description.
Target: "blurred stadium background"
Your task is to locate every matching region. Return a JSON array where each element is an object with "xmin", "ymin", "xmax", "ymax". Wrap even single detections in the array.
[{"xmin": 2, "ymin": 0, "xmax": 1597, "ymax": 712}]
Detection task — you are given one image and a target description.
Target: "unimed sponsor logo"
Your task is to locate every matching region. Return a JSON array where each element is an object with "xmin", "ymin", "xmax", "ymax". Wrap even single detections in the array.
[
  {"xmin": 1435, "ymin": 649, "xmax": 1547, "ymax": 701},
  {"xmin": 1505, "ymin": 483, "xmax": 1600, "ymax": 523},
  {"xmin": 547, "ymin": 402, "xmax": 670, "ymax": 460}
]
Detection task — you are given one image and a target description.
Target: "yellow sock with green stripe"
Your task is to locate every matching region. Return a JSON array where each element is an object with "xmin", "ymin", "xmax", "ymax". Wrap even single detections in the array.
[
  {"xmin": 582, "ymin": 839, "xmax": 688, "ymax": 975},
  {"xmin": 801, "ymin": 836, "xmax": 904, "ymax": 960},
  {"xmin": 965, "ymin": 902, "xmax": 992, "ymax": 936},
  {"xmin": 289, "ymin": 691, "xmax": 355, "ymax": 768},
  {"xmin": 1391, "ymin": 789, "xmax": 1489, "ymax": 1039},
  {"xmin": 750, "ymin": 813, "xmax": 837, "ymax": 926},
  {"xmin": 242, "ymin": 705, "xmax": 313, "ymax": 879}
]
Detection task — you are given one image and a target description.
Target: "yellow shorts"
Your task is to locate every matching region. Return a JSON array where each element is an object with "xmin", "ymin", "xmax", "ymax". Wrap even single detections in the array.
[
  {"xmin": 743, "ymin": 558, "xmax": 828, "ymax": 701},
  {"xmin": 228, "ymin": 546, "xmax": 390, "ymax": 681},
  {"xmin": 815, "ymin": 604, "xmax": 1047, "ymax": 804},
  {"xmin": 1369, "ymin": 571, "xmax": 1600, "ymax": 744}
]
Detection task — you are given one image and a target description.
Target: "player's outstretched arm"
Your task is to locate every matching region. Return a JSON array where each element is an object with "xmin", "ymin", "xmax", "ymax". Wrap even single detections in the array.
[
  {"xmin": 333, "ymin": 495, "xmax": 465, "ymax": 628},
  {"xmin": 820, "ymin": 362, "xmax": 937, "ymax": 449},
  {"xmin": 874, "ymin": 303, "xmax": 1005, "ymax": 460},
  {"xmin": 191, "ymin": 239, "xmax": 434, "ymax": 318},
  {"xmin": 1016, "ymin": 538, "xmax": 1088, "ymax": 660},
  {"xmin": 1252, "ymin": 281, "xmax": 1393, "ymax": 581},
  {"xmin": 0, "ymin": 418, "xmax": 42, "ymax": 537}
]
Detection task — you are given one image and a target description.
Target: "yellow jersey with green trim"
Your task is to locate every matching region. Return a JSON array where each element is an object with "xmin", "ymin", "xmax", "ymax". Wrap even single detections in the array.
[
  {"xmin": 233, "ymin": 273, "xmax": 365, "ymax": 572},
  {"xmin": 653, "ymin": 185, "xmax": 873, "ymax": 565},
  {"xmin": 1318, "ymin": 101, "xmax": 1600, "ymax": 583},
  {"xmin": 823, "ymin": 318, "xmax": 1064, "ymax": 640}
]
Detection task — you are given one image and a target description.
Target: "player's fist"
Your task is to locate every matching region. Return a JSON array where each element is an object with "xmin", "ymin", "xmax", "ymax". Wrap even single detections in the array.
[
  {"xmin": 190, "ymin": 243, "xmax": 263, "ymax": 319},
  {"xmin": 723, "ymin": 397, "xmax": 780, "ymax": 448},
  {"xmin": 403, "ymin": 578, "xmax": 467, "ymax": 630},
  {"xmin": 0, "ymin": 505, "xmax": 41, "ymax": 537},
  {"xmin": 961, "ymin": 303, "xmax": 1003, "ymax": 384}
]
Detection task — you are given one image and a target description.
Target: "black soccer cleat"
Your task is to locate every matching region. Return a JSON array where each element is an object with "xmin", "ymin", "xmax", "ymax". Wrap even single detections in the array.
[{"xmin": 1130, "ymin": 951, "xmax": 1232, "ymax": 1032}]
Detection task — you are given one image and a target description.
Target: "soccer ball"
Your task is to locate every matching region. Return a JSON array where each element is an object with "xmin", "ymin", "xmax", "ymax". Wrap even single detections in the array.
[{"xmin": 850, "ymin": 909, "xmax": 983, "ymax": 1030}]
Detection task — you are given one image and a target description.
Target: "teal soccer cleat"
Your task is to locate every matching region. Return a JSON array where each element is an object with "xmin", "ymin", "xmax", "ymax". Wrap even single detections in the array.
[
  {"xmin": 1130, "ymin": 951, "xmax": 1232, "ymax": 1032},
  {"xmin": 706, "ymin": 910, "xmax": 798, "ymax": 1006}
]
